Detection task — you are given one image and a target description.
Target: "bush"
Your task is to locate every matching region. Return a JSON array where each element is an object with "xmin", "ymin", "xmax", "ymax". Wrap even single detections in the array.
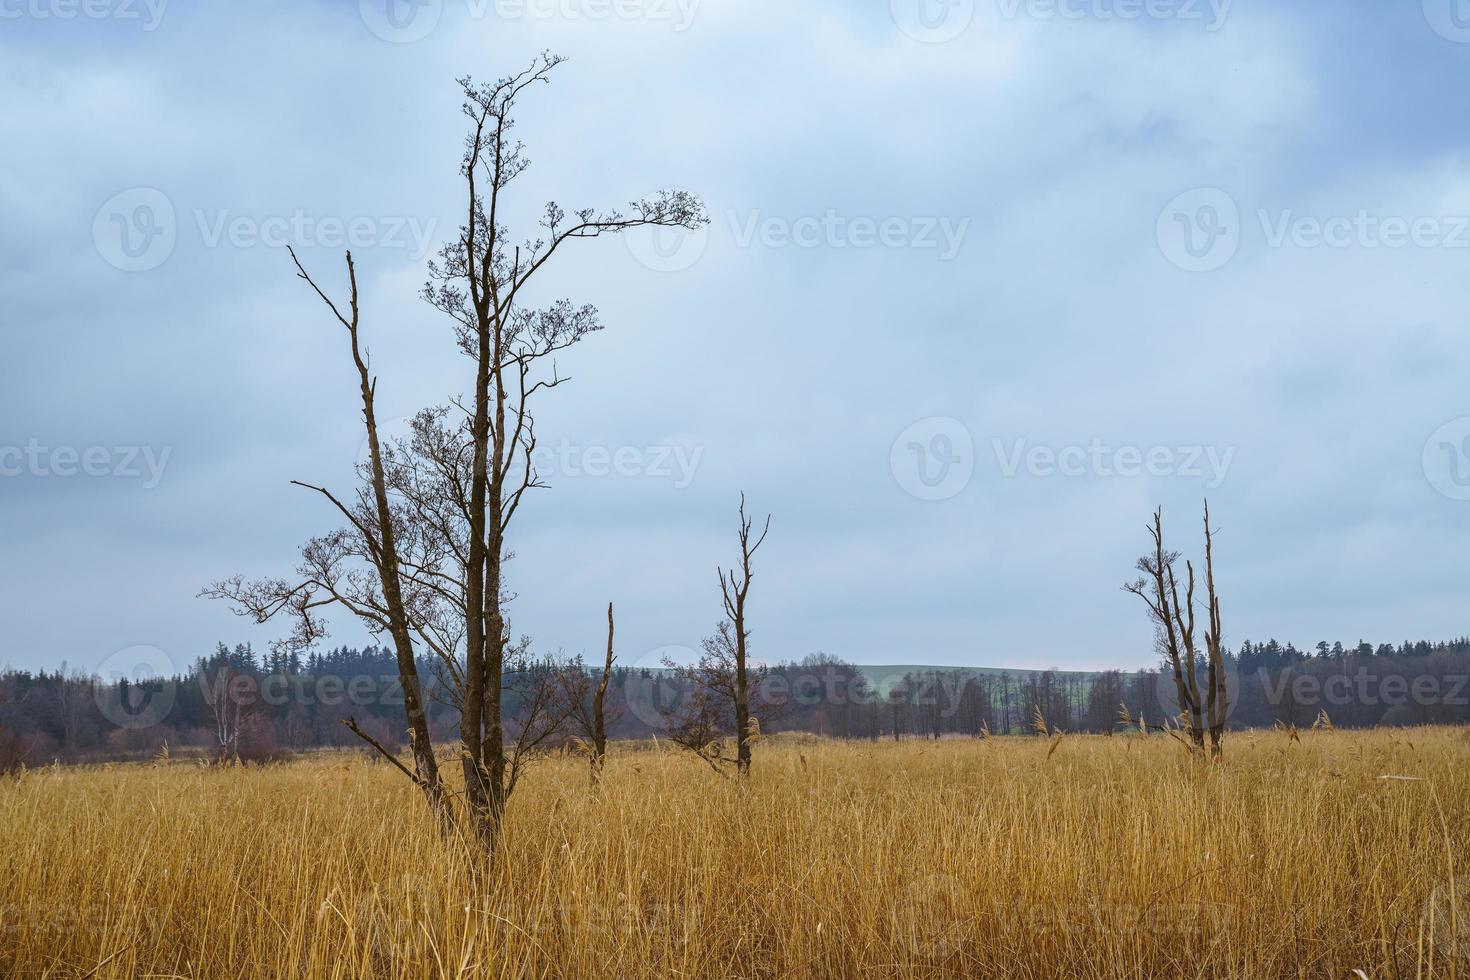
[
  {"xmin": 237, "ymin": 714, "xmax": 291, "ymax": 764},
  {"xmin": 0, "ymin": 722, "xmax": 31, "ymax": 776}
]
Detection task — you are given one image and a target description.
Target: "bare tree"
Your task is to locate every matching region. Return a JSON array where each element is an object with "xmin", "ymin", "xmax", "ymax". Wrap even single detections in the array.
[
  {"xmin": 1200, "ymin": 501, "xmax": 1227, "ymax": 756},
  {"xmin": 208, "ymin": 53, "xmax": 705, "ymax": 852},
  {"xmin": 557, "ymin": 602, "xmax": 620, "ymax": 783},
  {"xmin": 203, "ymin": 249, "xmax": 448, "ymax": 819},
  {"xmin": 592, "ymin": 603, "xmax": 615, "ymax": 776},
  {"xmin": 419, "ymin": 52, "xmax": 705, "ymax": 846},
  {"xmin": 665, "ymin": 496, "xmax": 775, "ymax": 776},
  {"xmin": 204, "ymin": 665, "xmax": 244, "ymax": 761},
  {"xmin": 721, "ymin": 495, "xmax": 770, "ymax": 775},
  {"xmin": 500, "ymin": 647, "xmax": 576, "ymax": 798},
  {"xmin": 1123, "ymin": 501, "xmax": 1229, "ymax": 757}
]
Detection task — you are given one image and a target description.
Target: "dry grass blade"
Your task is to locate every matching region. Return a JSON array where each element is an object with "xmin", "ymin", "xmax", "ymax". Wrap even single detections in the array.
[{"xmin": 1032, "ymin": 707, "xmax": 1051, "ymax": 738}]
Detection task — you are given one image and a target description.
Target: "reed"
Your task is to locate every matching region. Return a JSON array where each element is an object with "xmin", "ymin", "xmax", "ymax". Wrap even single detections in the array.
[{"xmin": 2, "ymin": 728, "xmax": 1467, "ymax": 978}]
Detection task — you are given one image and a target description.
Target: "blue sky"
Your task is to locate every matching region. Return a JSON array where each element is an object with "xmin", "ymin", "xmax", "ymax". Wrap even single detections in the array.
[{"xmin": 2, "ymin": 0, "xmax": 1469, "ymax": 676}]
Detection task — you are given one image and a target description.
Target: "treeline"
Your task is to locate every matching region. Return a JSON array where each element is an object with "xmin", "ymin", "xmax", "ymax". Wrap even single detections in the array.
[
  {"xmin": 0, "ymin": 644, "xmax": 425, "ymax": 765},
  {"xmin": 1, "ymin": 635, "xmax": 1467, "ymax": 767}
]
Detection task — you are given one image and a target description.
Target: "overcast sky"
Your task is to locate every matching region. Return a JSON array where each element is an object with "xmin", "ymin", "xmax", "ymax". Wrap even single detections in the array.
[{"xmin": 3, "ymin": 0, "xmax": 1469, "ymax": 678}]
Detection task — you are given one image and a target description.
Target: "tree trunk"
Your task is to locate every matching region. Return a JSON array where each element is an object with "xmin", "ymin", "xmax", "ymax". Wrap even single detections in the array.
[
  {"xmin": 591, "ymin": 602, "xmax": 613, "ymax": 783},
  {"xmin": 734, "ymin": 608, "xmax": 751, "ymax": 776}
]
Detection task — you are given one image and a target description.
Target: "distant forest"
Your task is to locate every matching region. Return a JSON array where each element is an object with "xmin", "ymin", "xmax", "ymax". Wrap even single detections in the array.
[{"xmin": 2, "ymin": 635, "xmax": 1468, "ymax": 765}]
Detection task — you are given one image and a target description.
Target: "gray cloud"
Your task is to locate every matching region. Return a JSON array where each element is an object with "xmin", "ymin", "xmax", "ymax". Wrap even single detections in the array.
[{"xmin": 3, "ymin": 0, "xmax": 1469, "ymax": 677}]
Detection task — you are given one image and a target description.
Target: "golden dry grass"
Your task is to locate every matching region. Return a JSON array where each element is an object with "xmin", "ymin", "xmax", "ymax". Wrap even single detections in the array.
[{"xmin": 3, "ymin": 728, "xmax": 1469, "ymax": 979}]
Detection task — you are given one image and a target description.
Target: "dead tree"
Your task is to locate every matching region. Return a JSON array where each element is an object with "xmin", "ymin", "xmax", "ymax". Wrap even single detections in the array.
[
  {"xmin": 1200, "ymin": 502, "xmax": 1227, "ymax": 755},
  {"xmin": 500, "ymin": 650, "xmax": 576, "ymax": 797},
  {"xmin": 202, "ymin": 249, "xmax": 447, "ymax": 817},
  {"xmin": 722, "ymin": 495, "xmax": 770, "ymax": 774},
  {"xmin": 205, "ymin": 53, "xmax": 704, "ymax": 851},
  {"xmin": 1123, "ymin": 502, "xmax": 1228, "ymax": 757},
  {"xmin": 593, "ymin": 603, "xmax": 614, "ymax": 776},
  {"xmin": 665, "ymin": 496, "xmax": 775, "ymax": 776},
  {"xmin": 557, "ymin": 603, "xmax": 619, "ymax": 783},
  {"xmin": 420, "ymin": 53, "xmax": 704, "ymax": 847}
]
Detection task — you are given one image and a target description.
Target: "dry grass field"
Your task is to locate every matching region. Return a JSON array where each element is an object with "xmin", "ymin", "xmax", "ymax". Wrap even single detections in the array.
[{"xmin": 3, "ymin": 728, "xmax": 1469, "ymax": 979}]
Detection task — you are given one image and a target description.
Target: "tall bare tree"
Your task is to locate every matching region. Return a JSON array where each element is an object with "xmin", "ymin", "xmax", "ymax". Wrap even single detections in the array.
[
  {"xmin": 665, "ymin": 495, "xmax": 775, "ymax": 776},
  {"xmin": 1123, "ymin": 501, "xmax": 1228, "ymax": 757},
  {"xmin": 206, "ymin": 53, "xmax": 705, "ymax": 850},
  {"xmin": 420, "ymin": 53, "xmax": 704, "ymax": 845},
  {"xmin": 1200, "ymin": 502, "xmax": 1227, "ymax": 756},
  {"xmin": 721, "ymin": 495, "xmax": 770, "ymax": 775}
]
